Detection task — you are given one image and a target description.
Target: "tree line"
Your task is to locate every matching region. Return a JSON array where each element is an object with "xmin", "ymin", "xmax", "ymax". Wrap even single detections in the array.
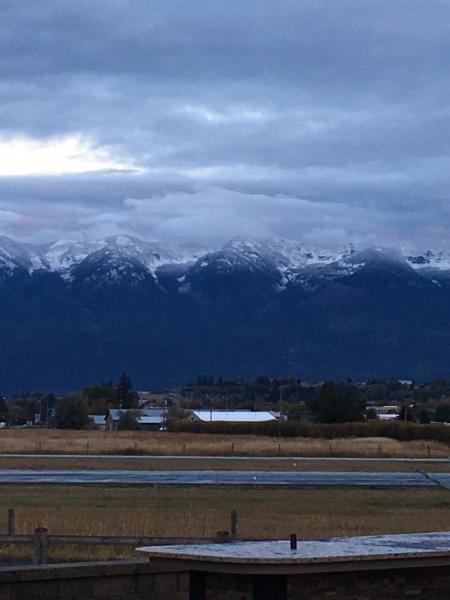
[
  {"xmin": 4, "ymin": 373, "xmax": 450, "ymax": 429},
  {"xmin": 0, "ymin": 372, "xmax": 138, "ymax": 429},
  {"xmin": 178, "ymin": 376, "xmax": 450, "ymax": 424}
]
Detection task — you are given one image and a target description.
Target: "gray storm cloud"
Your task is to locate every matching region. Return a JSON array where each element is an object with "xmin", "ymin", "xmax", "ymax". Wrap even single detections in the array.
[{"xmin": 0, "ymin": 0, "xmax": 449, "ymax": 249}]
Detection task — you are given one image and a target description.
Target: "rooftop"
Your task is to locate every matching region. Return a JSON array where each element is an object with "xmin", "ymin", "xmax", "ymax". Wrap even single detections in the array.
[
  {"xmin": 88, "ymin": 414, "xmax": 105, "ymax": 425},
  {"xmin": 108, "ymin": 408, "xmax": 165, "ymax": 422},
  {"xmin": 191, "ymin": 409, "xmax": 278, "ymax": 423},
  {"xmin": 138, "ymin": 531, "xmax": 450, "ymax": 565}
]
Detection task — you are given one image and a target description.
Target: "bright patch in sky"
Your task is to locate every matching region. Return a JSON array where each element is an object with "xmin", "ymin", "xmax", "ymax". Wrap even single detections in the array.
[
  {"xmin": 0, "ymin": 135, "xmax": 140, "ymax": 176},
  {"xmin": 178, "ymin": 104, "xmax": 268, "ymax": 123}
]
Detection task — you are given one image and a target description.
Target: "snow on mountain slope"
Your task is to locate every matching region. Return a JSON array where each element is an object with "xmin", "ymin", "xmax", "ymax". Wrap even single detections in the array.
[
  {"xmin": 1, "ymin": 234, "xmax": 450, "ymax": 286},
  {"xmin": 405, "ymin": 250, "xmax": 450, "ymax": 280},
  {"xmin": 71, "ymin": 246, "xmax": 154, "ymax": 286},
  {"xmin": 191, "ymin": 238, "xmax": 283, "ymax": 274},
  {"xmin": 39, "ymin": 239, "xmax": 101, "ymax": 273},
  {"xmin": 0, "ymin": 236, "xmax": 32, "ymax": 272},
  {"xmin": 189, "ymin": 237, "xmax": 355, "ymax": 278},
  {"xmin": 0, "ymin": 235, "xmax": 203, "ymax": 280}
]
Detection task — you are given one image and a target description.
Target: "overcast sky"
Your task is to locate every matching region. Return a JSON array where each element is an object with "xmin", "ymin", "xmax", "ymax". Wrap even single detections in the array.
[{"xmin": 1, "ymin": 0, "xmax": 449, "ymax": 249}]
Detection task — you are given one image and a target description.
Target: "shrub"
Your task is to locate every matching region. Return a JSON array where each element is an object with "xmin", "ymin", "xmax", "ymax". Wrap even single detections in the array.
[{"xmin": 55, "ymin": 394, "xmax": 91, "ymax": 429}]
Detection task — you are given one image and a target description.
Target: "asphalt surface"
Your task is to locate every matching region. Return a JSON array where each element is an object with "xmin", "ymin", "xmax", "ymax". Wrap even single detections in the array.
[
  {"xmin": 428, "ymin": 473, "xmax": 450, "ymax": 488},
  {"xmin": 0, "ymin": 469, "xmax": 438, "ymax": 486}
]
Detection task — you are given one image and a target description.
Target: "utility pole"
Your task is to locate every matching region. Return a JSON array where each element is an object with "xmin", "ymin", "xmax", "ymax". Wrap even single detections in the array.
[{"xmin": 278, "ymin": 385, "xmax": 284, "ymax": 437}]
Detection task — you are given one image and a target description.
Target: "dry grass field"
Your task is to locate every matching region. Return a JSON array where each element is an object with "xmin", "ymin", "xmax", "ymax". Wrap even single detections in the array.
[
  {"xmin": 0, "ymin": 455, "xmax": 448, "ymax": 472},
  {"xmin": 0, "ymin": 429, "xmax": 448, "ymax": 458},
  {"xmin": 0, "ymin": 430, "xmax": 448, "ymax": 564},
  {"xmin": 1, "ymin": 484, "xmax": 450, "ymax": 563}
]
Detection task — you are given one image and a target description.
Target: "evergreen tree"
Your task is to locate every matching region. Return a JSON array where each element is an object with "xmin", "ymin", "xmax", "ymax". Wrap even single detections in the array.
[{"xmin": 117, "ymin": 372, "xmax": 138, "ymax": 409}]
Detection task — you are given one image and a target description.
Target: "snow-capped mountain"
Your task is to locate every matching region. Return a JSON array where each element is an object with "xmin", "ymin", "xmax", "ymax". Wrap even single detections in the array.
[
  {"xmin": 2, "ymin": 234, "xmax": 450, "ymax": 287},
  {"xmin": 0, "ymin": 236, "xmax": 41, "ymax": 273},
  {"xmin": 2, "ymin": 233, "xmax": 450, "ymax": 393},
  {"xmin": 0, "ymin": 235, "xmax": 203, "ymax": 281}
]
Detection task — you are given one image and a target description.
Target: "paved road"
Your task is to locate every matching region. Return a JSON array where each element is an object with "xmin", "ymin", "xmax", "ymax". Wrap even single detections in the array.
[
  {"xmin": 0, "ymin": 454, "xmax": 448, "ymax": 462},
  {"xmin": 0, "ymin": 469, "xmax": 437, "ymax": 486},
  {"xmin": 428, "ymin": 473, "xmax": 450, "ymax": 488}
]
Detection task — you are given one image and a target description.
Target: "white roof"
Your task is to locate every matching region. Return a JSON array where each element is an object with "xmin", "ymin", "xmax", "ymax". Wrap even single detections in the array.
[
  {"xmin": 377, "ymin": 414, "xmax": 399, "ymax": 420},
  {"xmin": 192, "ymin": 410, "xmax": 277, "ymax": 423},
  {"xmin": 89, "ymin": 414, "xmax": 106, "ymax": 425},
  {"xmin": 138, "ymin": 416, "xmax": 163, "ymax": 424},
  {"xmin": 108, "ymin": 408, "xmax": 164, "ymax": 422}
]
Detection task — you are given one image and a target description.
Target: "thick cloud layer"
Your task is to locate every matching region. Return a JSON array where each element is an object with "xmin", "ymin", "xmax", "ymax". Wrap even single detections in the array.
[{"xmin": 1, "ymin": 1, "xmax": 449, "ymax": 249}]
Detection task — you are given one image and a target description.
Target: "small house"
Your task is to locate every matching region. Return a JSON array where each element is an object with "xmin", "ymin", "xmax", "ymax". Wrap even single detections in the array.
[{"xmin": 105, "ymin": 408, "xmax": 166, "ymax": 431}]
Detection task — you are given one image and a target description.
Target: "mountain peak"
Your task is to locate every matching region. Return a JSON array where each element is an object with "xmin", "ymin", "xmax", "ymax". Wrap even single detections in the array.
[
  {"xmin": 1, "ymin": 234, "xmax": 450, "ymax": 391},
  {"xmin": 0, "ymin": 234, "xmax": 449, "ymax": 287}
]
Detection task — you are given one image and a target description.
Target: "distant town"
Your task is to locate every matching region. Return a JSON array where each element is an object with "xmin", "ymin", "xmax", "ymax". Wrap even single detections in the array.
[{"xmin": 2, "ymin": 373, "xmax": 450, "ymax": 432}]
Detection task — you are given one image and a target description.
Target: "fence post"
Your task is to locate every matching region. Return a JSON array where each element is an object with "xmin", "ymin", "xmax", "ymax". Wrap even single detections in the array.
[
  {"xmin": 7, "ymin": 509, "xmax": 15, "ymax": 535},
  {"xmin": 230, "ymin": 509, "xmax": 238, "ymax": 538},
  {"xmin": 33, "ymin": 527, "xmax": 48, "ymax": 565}
]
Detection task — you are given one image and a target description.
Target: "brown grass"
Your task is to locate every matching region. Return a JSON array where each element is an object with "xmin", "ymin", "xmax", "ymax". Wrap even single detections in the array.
[
  {"xmin": 0, "ymin": 456, "xmax": 448, "ymax": 472},
  {"xmin": 1, "ymin": 484, "xmax": 450, "ymax": 563},
  {"xmin": 0, "ymin": 430, "xmax": 448, "ymax": 458}
]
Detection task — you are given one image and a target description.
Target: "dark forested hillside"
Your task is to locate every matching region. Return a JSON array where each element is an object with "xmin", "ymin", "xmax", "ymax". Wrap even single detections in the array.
[{"xmin": 1, "ymin": 236, "xmax": 450, "ymax": 393}]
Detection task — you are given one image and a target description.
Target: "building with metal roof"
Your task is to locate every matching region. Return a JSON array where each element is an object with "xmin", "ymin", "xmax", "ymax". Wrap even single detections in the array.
[
  {"xmin": 106, "ymin": 408, "xmax": 166, "ymax": 431},
  {"xmin": 189, "ymin": 409, "xmax": 279, "ymax": 423}
]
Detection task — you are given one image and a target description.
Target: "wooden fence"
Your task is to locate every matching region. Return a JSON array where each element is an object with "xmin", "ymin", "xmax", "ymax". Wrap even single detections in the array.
[{"xmin": 1, "ymin": 508, "xmax": 240, "ymax": 565}]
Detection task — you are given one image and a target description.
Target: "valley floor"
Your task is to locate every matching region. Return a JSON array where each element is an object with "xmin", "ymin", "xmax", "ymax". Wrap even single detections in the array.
[
  {"xmin": 0, "ymin": 430, "xmax": 448, "ymax": 458},
  {"xmin": 1, "ymin": 430, "xmax": 449, "ymax": 564},
  {"xmin": 0, "ymin": 455, "xmax": 449, "ymax": 471},
  {"xmin": 1, "ymin": 484, "xmax": 450, "ymax": 563}
]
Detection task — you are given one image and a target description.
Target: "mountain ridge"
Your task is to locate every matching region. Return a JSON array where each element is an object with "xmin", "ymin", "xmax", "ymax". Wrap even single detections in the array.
[
  {"xmin": 1, "ymin": 234, "xmax": 450, "ymax": 393},
  {"xmin": 1, "ymin": 234, "xmax": 449, "ymax": 288}
]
